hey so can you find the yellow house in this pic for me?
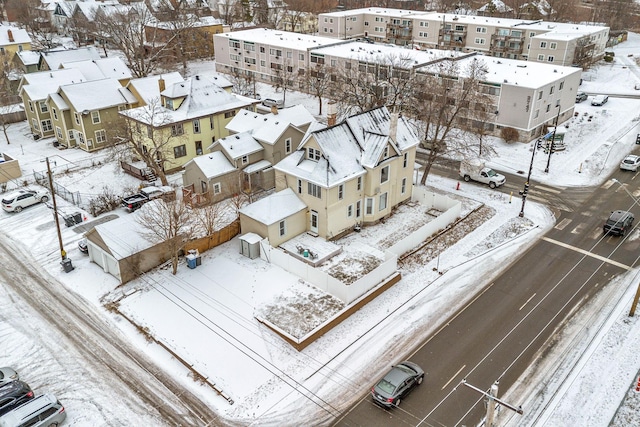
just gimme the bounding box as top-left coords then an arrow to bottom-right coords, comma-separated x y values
119,74 -> 260,173
0,24 -> 31,63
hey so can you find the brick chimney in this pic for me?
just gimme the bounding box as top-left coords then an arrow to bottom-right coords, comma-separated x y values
7,30 -> 14,43
158,76 -> 165,92
270,104 -> 278,115
327,100 -> 337,126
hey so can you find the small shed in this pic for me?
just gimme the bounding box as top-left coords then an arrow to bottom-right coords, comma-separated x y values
239,232 -> 262,259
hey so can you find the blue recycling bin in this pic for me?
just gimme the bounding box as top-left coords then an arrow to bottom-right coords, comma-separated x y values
186,255 -> 197,269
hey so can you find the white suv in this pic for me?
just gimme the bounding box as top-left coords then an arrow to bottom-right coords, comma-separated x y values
1,189 -> 49,212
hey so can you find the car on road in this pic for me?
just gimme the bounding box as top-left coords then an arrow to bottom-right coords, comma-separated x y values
371,361 -> 424,408
1,189 -> 49,213
0,381 -> 34,416
261,98 -> 284,109
0,369 -> 18,388
0,393 -> 66,427
575,92 -> 588,103
603,210 -> 635,236
620,155 -> 640,172
591,95 -> 609,106
78,238 -> 88,254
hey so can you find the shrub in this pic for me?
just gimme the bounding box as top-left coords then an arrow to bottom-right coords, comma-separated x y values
88,186 -> 122,216
501,127 -> 519,143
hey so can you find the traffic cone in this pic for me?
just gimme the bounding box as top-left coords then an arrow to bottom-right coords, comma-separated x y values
635,377 -> 640,392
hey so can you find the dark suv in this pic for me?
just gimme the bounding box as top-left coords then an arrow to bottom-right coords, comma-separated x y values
0,381 -> 34,416
603,210 -> 635,236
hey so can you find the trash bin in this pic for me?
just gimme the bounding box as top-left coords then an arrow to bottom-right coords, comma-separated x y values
188,249 -> 201,266
186,254 -> 197,269
72,212 -> 83,224
61,258 -> 74,273
196,255 -> 202,266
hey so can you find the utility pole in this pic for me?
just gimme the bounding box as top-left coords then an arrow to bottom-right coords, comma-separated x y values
519,141 -> 537,217
46,157 -> 73,272
544,105 -> 561,173
462,379 -> 523,427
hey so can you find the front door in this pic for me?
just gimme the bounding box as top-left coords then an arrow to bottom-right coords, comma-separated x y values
310,210 -> 319,234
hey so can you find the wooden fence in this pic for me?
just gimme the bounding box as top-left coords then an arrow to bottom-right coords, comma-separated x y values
184,220 -> 240,254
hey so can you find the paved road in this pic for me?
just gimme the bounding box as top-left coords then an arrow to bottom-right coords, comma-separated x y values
334,159 -> 639,426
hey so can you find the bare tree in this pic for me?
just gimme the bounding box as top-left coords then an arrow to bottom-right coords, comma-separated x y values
305,63 -> 333,115
137,199 -> 195,275
218,0 -> 245,26
272,59 -> 298,105
193,202 -> 232,248
109,98 -> 187,186
6,0 -> 56,49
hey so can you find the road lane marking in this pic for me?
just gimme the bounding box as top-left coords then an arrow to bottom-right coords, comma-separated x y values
442,365 -> 466,390
555,218 -> 572,230
542,237 -> 632,270
571,223 -> 587,234
534,185 -> 562,194
519,293 -> 537,311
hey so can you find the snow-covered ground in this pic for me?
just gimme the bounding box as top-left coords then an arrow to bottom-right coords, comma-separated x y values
1,34 -> 640,426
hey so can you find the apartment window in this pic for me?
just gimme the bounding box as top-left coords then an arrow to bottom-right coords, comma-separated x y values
356,200 -> 361,218
347,205 -> 353,217
338,184 -> 344,200
547,56 -> 554,62
357,176 -> 362,191
174,144 -> 187,158
380,165 -> 389,183
39,101 -> 48,113
68,130 -> 75,140
55,126 -> 63,139
299,53 -> 304,60
244,42 -> 255,51
297,179 -> 302,194
310,54 -> 325,64
78,132 -> 85,144
420,21 -> 429,27
74,112 -> 81,125
241,155 -> 248,164
534,109 -> 539,119
538,90 -> 543,100
260,60 -> 266,67
224,111 -> 236,119
546,104 -> 551,113
475,38 -> 486,45
52,108 -> 58,120
285,138 -> 292,154
195,140 -> 202,155
365,198 -> 374,215
229,39 -> 240,49
379,193 -> 388,211
171,124 -> 184,136
260,46 -> 265,53
28,101 -> 33,113
95,129 -> 106,143
308,147 -> 321,161
419,32 -> 429,38
210,116 -> 214,129
403,152 -> 408,168
41,120 -> 52,132
537,54 -> 544,61
91,111 -> 100,124
279,220 -> 286,237
550,42 -> 557,49
529,32 -> 536,37
401,178 -> 407,194
193,119 -> 201,133
269,48 -> 282,56
540,41 -> 547,48
559,81 -> 564,90
213,182 -> 222,194
550,85 -> 555,94
476,27 -> 487,33
308,182 -> 322,198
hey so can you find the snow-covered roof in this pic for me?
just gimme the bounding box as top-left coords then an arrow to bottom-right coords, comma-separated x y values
0,24 -> 31,45
243,160 -> 271,173
19,69 -> 87,100
321,7 -> 432,18
518,20 -> 608,36
58,78 -> 136,111
60,57 -> 132,81
215,132 -> 263,159
15,50 -> 40,66
216,28 -> 340,51
274,106 -> 419,188
48,92 -> 69,111
418,54 -> 582,89
126,72 -> 184,105
185,151 -> 235,179
239,188 -> 306,225
40,47 -> 101,71
91,213 -> 157,260
226,105 -> 314,145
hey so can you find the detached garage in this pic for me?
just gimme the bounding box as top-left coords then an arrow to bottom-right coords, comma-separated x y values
84,214 -> 171,284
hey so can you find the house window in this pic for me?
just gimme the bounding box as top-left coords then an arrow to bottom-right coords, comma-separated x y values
308,182 -> 322,198
299,53 -> 305,60
95,129 -> 106,143
195,141 -> 202,155
55,127 -> 63,139
78,132 -> 85,144
32,118 -> 39,130
28,101 -> 33,113
347,205 -> 353,217
165,99 -> 174,110
380,165 -> 389,183
338,184 -> 344,200
547,56 -> 554,62
403,152 -> 408,168
379,193 -> 387,211
476,27 -> 487,33
193,119 -> 201,133
550,42 -> 557,49
241,155 -> 248,164
357,176 -> 362,191
356,200 -> 361,218
475,38 -> 486,45
91,111 -> 100,124
74,112 -> 81,125
401,178 -> 407,194
41,120 -> 52,132
383,146 -> 389,158
540,41 -> 547,48
538,90 -> 543,100
201,181 -> 208,193
537,54 -> 544,61
308,147 -> 321,161
210,116 -> 214,129
550,86 -> 555,94
68,130 -> 75,140
52,108 -> 58,120
297,179 -> 302,194
279,220 -> 286,237
174,144 -> 187,158
39,101 -> 48,113
365,197 -> 374,215
559,81 -> 564,90
171,124 -> 184,136
285,138 -> 292,154
546,104 -> 551,113
213,182 -> 221,194
224,111 -> 236,119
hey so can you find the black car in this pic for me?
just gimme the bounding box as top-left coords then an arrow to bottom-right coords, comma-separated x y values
0,381 -> 34,416
371,361 -> 424,408
603,210 -> 635,236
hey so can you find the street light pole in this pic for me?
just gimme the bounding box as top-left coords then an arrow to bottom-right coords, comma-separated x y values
544,105 -> 561,173
519,141 -> 537,217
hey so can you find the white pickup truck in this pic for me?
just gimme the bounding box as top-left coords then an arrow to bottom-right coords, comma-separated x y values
459,160 -> 506,189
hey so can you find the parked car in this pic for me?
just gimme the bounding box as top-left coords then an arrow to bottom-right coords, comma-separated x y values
78,238 -> 88,255
603,210 -> 635,236
0,369 -> 18,387
0,381 -> 34,417
1,189 -> 49,213
575,92 -> 588,103
0,393 -> 66,427
371,361 -> 424,408
261,98 -> 284,108
620,155 -> 640,172
591,95 -> 609,106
